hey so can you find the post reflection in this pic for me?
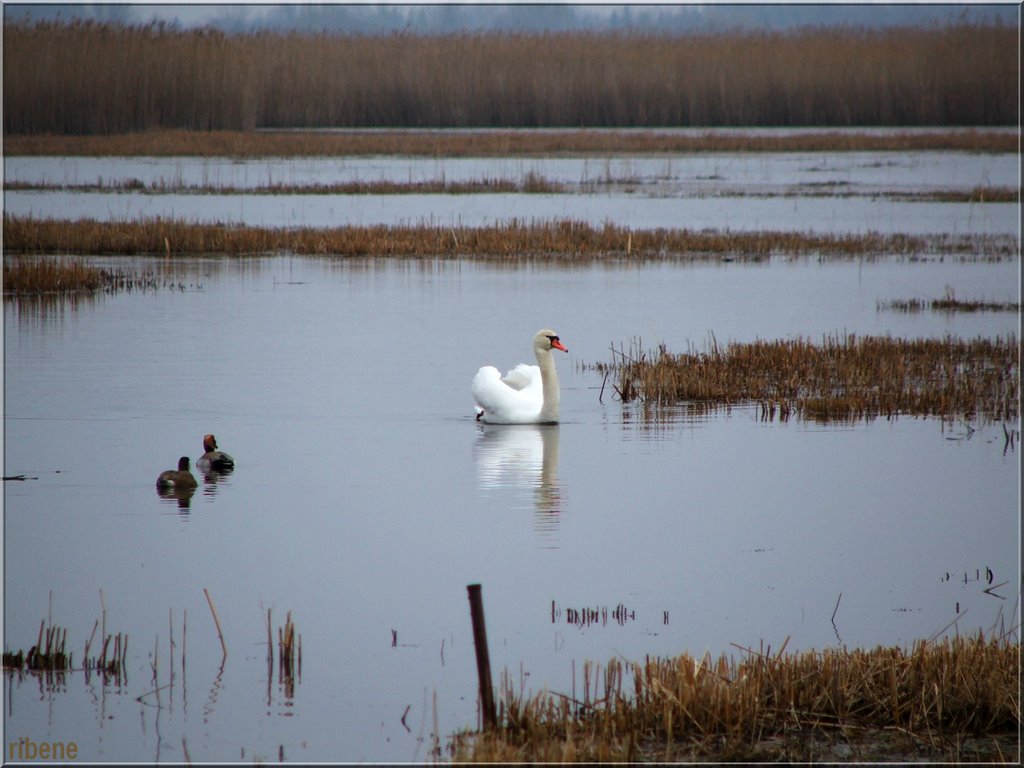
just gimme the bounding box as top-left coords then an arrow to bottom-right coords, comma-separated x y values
473,424 -> 564,547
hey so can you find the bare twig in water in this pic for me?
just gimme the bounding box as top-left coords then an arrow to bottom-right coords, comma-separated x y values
831,593 -> 843,643
203,588 -> 227,660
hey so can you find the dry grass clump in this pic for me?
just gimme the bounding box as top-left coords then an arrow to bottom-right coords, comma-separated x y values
2,255 -> 163,295
3,22 -> 1016,134
3,216 -> 1017,261
2,620 -> 71,672
450,633 -> 1020,762
879,287 -> 1021,314
3,128 -> 1018,157
3,255 -> 105,293
589,334 -> 1020,424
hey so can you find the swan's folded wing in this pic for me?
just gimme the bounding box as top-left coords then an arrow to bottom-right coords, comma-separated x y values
501,364 -> 541,391
472,364 -> 543,422
472,366 -> 503,409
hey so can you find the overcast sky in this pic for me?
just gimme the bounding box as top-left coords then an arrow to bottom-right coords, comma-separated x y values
4,1 -> 1018,33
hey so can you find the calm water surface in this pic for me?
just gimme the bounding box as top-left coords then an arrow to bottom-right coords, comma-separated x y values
3,255 -> 1019,762
5,152 -> 1020,237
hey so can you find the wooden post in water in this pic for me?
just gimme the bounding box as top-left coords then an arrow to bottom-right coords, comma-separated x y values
467,584 -> 497,730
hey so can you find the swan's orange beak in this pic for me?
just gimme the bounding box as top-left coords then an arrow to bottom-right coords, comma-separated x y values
551,338 -> 568,353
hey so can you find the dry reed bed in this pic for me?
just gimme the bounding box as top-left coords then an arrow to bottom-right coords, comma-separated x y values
3,217 -> 1017,262
3,256 -> 162,294
589,335 -> 1020,423
451,634 -> 1019,762
3,175 -> 560,195
4,22 -> 1016,134
3,256 -> 105,292
6,180 -> 1020,204
4,128 -> 1018,158
880,292 -> 1021,314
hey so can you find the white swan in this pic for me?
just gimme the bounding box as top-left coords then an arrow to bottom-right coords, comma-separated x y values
472,329 -> 568,424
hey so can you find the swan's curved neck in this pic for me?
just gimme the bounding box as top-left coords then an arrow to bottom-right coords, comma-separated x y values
535,347 -> 561,423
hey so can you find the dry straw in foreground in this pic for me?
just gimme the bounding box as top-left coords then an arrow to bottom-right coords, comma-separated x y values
450,633 -> 1019,762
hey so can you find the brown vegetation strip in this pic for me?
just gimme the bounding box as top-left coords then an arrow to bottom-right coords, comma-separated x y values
2,256 -> 106,292
880,296 -> 1021,314
2,174 -> 562,195
3,256 -> 161,294
3,22 -> 1016,134
3,128 -> 1018,158
450,634 -> 1019,762
6,180 -> 1020,204
589,334 -> 1020,423
3,217 -> 1017,261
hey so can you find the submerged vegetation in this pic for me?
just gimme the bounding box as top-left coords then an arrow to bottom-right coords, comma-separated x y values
449,633 -> 1019,762
3,217 -> 1018,263
588,334 -> 1020,424
3,21 -> 1015,135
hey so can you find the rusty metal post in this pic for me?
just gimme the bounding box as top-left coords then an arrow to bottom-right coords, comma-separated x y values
467,583 -> 497,730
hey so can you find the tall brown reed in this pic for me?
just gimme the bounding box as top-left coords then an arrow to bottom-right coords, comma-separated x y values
4,21 -> 1017,134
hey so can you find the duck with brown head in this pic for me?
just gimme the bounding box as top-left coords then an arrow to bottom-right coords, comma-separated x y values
156,456 -> 198,489
197,434 -> 235,472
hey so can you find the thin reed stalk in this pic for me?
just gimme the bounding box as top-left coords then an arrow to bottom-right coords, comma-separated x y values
203,588 -> 227,661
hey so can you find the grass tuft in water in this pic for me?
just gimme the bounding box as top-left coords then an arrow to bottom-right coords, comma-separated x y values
3,620 -> 71,672
587,334 -> 1020,424
2,256 -> 106,293
879,286 -> 1021,314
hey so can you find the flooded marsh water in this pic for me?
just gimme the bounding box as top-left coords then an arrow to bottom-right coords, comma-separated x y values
5,151 -> 1020,237
3,149 -> 1021,762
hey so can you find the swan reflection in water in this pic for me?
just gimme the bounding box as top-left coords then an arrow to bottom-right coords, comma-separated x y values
473,423 -> 563,546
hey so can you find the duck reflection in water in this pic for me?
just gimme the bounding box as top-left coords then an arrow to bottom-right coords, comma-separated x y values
156,456 -> 198,510
473,423 -> 563,546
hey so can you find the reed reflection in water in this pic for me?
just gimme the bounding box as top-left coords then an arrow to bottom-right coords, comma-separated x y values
473,424 -> 563,547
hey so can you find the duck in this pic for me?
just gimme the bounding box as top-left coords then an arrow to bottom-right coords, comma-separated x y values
472,329 -> 568,424
156,457 -> 198,489
196,434 -> 235,472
